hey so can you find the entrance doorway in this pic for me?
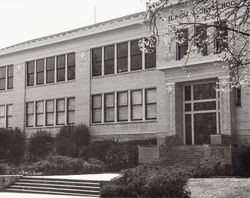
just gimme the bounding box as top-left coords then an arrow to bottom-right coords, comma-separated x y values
183,81 -> 220,145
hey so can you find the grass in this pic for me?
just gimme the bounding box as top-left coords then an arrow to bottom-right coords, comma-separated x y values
188,178 -> 250,198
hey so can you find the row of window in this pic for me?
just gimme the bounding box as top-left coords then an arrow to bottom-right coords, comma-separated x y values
0,65 -> 13,91
26,53 -> 75,87
0,104 -> 13,128
177,21 -> 228,60
92,39 -> 156,77
92,88 -> 157,123
26,97 -> 75,127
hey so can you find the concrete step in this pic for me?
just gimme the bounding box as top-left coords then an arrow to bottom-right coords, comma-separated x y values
5,176 -> 102,197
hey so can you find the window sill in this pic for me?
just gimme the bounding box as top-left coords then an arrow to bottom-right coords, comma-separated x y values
91,67 -> 156,79
26,79 -> 75,89
91,119 -> 157,126
0,89 -> 13,93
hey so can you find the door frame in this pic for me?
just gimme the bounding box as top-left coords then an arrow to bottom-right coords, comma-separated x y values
183,80 -> 221,145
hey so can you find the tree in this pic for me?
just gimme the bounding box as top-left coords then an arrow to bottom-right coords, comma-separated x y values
140,0 -> 250,90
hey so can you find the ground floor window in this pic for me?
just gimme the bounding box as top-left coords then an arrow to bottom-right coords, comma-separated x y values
0,104 -> 13,128
184,81 -> 220,145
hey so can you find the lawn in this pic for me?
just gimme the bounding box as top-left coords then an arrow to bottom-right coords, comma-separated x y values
189,178 -> 250,198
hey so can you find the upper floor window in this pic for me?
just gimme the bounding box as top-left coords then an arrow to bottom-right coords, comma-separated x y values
215,21 -> 228,53
176,29 -> 188,60
92,48 -> 102,77
131,39 -> 142,71
195,25 -> 208,56
0,65 -> 14,90
104,45 -> 114,75
91,39 -> 156,77
27,52 -> 75,87
117,42 -> 128,73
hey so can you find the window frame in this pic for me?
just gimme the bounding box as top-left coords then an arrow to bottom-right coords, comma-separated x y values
104,93 -> 115,122
7,65 -> 13,89
104,45 -> 115,75
6,104 -> 13,128
26,61 -> 35,86
35,101 -> 44,127
92,94 -> 102,123
131,89 -> 143,121
56,55 -> 66,82
36,59 -> 45,85
46,57 -> 55,84
145,88 -> 157,120
26,102 -> 34,127
117,91 -> 128,121
56,98 -> 66,125
67,53 -> 75,80
92,48 -> 102,77
117,42 -> 128,73
130,39 -> 142,71
67,97 -> 75,124
45,100 -> 54,126
195,25 -> 208,56
176,29 -> 188,60
0,67 -> 6,90
214,21 -> 228,54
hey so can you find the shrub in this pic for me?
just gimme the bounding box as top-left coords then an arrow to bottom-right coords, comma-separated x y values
32,155 -> 104,175
55,124 -> 90,157
0,163 -> 7,175
0,128 -> 25,164
233,145 -> 250,176
28,130 -> 54,161
100,164 -> 190,198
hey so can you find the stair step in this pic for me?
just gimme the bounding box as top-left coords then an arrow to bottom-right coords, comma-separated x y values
22,176 -> 101,183
14,182 -> 100,189
8,185 -> 99,194
18,179 -> 100,186
6,189 -> 99,197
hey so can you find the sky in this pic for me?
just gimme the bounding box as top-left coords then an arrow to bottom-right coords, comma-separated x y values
0,0 -> 146,49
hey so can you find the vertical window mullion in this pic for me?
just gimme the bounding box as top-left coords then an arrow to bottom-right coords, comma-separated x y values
142,89 -> 145,120
142,39 -> 145,70
55,57 -> 57,83
65,55 -> 68,81
128,41 -> 131,72
101,94 -> 104,123
101,47 -> 104,76
5,66 -> 7,90
114,44 -> 117,74
34,61 -> 37,86
65,98 -> 67,125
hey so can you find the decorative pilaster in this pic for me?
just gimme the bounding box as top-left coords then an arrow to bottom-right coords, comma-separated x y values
166,83 -> 176,136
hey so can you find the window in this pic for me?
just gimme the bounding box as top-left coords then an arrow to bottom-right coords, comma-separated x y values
104,45 -> 114,75
56,99 -> 65,125
117,42 -> 128,73
7,66 -> 13,89
104,93 -> 114,122
0,105 -> 5,128
145,88 -> 157,120
36,59 -> 44,85
176,29 -> 188,60
27,61 -> 35,86
0,67 -> 6,90
195,25 -> 208,56
57,55 -> 65,82
36,101 -> 44,126
67,53 -> 75,80
117,91 -> 128,121
26,102 -> 34,127
131,40 -> 142,71
67,97 -> 75,124
92,95 -> 102,123
145,37 -> 156,68
92,48 -> 102,76
215,21 -> 228,53
46,100 -> 54,126
236,88 -> 241,106
46,57 -> 55,83
131,90 -> 143,120
6,104 -> 13,128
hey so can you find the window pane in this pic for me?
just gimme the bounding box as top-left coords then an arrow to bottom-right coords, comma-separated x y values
92,62 -> 102,76
145,51 -> 156,68
131,40 -> 141,55
93,95 -> 102,108
36,101 -> 44,113
7,117 -> 12,128
46,57 -> 55,70
67,111 -> 75,124
0,117 -> 5,128
194,101 -> 216,111
131,55 -> 142,70
37,72 -> 44,85
46,100 -> 54,113
47,70 -> 54,83
7,77 -> 13,89
118,106 -> 128,121
105,108 -> 114,122
0,106 -> 5,117
67,53 -> 75,67
146,89 -> 156,103
92,48 -> 102,62
57,112 -> 65,125
185,114 -> 192,145
36,59 -> 44,72
117,42 -> 128,58
67,98 -> 75,111
132,106 -> 142,120
195,25 -> 207,55
194,83 -> 216,100
146,104 -> 156,119
7,105 -> 13,116
0,67 -> 6,78
177,29 -> 188,60
46,113 -> 54,126
57,68 -> 65,82
132,90 -> 142,105
27,115 -> 34,127
104,45 -> 114,75
57,99 -> 65,111
118,92 -> 128,106
27,61 -> 35,73
105,94 -> 114,107
27,102 -> 34,114
36,114 -> 44,126
185,103 -> 191,112
57,55 -> 65,68
185,86 -> 191,101
104,60 -> 114,75
93,109 -> 101,123
0,79 -> 5,90
68,66 -> 75,80
117,57 -> 128,73
104,45 -> 114,60
7,66 -> 13,77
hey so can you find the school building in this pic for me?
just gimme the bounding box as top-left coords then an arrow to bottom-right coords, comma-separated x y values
0,1 -> 249,164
